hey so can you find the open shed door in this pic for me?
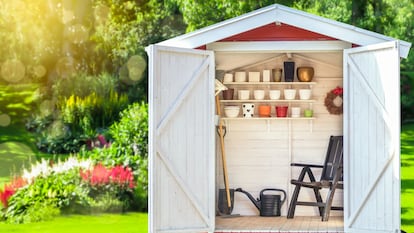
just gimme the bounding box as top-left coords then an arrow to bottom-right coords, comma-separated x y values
147,45 -> 215,232
343,41 -> 400,233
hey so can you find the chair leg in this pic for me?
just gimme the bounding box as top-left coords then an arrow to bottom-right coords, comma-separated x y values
312,187 -> 324,217
321,187 -> 337,221
287,184 -> 301,218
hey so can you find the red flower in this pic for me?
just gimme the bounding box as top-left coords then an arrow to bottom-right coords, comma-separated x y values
80,164 -> 135,188
0,177 -> 27,208
332,86 -> 343,96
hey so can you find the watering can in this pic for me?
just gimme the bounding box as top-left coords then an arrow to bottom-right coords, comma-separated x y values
236,188 -> 286,217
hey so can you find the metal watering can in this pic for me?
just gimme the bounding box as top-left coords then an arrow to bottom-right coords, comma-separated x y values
236,188 -> 286,217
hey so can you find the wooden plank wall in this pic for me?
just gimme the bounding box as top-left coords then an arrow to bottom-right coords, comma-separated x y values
216,53 -> 344,217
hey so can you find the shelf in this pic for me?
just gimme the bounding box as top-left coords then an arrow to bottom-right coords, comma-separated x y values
223,81 -> 316,85
221,117 -> 315,120
220,99 -> 316,103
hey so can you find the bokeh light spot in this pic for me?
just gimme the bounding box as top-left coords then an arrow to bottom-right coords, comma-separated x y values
56,56 -> 77,78
62,9 -> 75,24
66,24 -> 89,44
0,114 -> 11,127
49,120 -> 66,138
33,65 -> 47,78
94,5 -> 110,26
127,55 -> 146,81
1,59 -> 26,83
39,100 -> 54,117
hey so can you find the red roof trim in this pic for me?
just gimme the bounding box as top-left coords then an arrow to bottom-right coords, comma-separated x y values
219,23 -> 337,41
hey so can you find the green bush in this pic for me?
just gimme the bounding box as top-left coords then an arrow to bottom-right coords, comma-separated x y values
27,72 -> 130,154
80,102 -> 148,211
5,169 -> 89,223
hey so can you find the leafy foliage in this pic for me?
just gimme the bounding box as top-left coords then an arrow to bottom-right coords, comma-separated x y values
80,102 -> 148,210
1,157 -> 138,223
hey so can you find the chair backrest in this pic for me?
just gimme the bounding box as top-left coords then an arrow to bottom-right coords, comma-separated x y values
320,136 -> 343,182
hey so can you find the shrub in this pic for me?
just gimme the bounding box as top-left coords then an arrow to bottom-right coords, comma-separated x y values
27,72 -> 130,154
79,102 -> 148,211
1,156 -> 138,223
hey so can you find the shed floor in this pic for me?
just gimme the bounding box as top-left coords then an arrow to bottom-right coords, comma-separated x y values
215,215 -> 344,233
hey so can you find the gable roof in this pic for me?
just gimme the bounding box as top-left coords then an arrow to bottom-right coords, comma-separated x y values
157,4 -> 411,58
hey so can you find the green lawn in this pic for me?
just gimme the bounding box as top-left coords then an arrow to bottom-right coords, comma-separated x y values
401,123 -> 414,232
0,212 -> 148,233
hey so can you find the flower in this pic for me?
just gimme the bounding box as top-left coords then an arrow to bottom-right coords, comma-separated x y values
332,86 -> 343,96
0,177 -> 27,208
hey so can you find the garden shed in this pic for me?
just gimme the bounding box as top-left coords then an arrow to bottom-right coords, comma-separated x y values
146,4 -> 411,233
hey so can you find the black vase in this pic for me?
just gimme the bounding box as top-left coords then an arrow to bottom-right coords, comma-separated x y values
284,61 -> 295,82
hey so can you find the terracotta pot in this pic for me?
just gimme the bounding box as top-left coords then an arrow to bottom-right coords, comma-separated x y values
222,88 -> 234,100
276,106 -> 288,117
259,105 -> 271,117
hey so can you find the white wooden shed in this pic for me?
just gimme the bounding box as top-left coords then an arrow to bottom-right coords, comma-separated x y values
146,4 -> 411,233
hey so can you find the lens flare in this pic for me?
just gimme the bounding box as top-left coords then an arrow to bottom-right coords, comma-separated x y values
127,55 -> 146,82
39,100 -> 54,117
0,114 -> 11,127
1,60 -> 26,83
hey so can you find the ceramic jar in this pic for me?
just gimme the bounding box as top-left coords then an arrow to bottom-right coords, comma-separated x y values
242,103 -> 255,118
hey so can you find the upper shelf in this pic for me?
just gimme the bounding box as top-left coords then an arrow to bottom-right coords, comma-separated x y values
223,81 -> 317,85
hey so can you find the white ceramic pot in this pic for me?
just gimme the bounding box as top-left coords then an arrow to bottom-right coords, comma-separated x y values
238,90 -> 250,100
235,72 -> 246,82
291,107 -> 301,117
299,89 -> 312,100
284,89 -> 296,100
269,90 -> 281,100
224,106 -> 240,118
242,103 -> 255,118
223,73 -> 233,83
248,72 -> 260,82
253,90 -> 265,100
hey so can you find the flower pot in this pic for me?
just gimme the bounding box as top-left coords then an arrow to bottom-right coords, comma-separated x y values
284,89 -> 296,100
299,89 -> 312,100
222,88 -> 234,100
238,90 -> 250,100
269,90 -> 281,100
259,105 -> 271,117
253,90 -> 265,100
224,106 -> 240,118
297,67 -> 314,82
276,106 -> 288,117
272,68 -> 282,82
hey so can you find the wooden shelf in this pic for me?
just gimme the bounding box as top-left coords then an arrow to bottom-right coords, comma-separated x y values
221,117 -> 315,120
223,81 -> 316,85
220,99 -> 315,103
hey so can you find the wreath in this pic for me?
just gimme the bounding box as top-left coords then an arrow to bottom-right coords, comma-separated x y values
324,86 -> 343,115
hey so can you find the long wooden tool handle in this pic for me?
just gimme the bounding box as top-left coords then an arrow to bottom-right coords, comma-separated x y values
215,95 -> 232,208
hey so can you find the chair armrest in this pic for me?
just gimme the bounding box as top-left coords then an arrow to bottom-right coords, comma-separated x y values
290,163 -> 324,168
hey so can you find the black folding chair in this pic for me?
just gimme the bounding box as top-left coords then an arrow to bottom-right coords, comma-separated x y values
287,135 -> 343,221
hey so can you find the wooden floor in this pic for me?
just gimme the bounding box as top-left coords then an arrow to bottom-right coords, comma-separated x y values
215,215 -> 344,233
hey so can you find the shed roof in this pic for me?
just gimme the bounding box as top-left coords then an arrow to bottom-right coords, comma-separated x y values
157,4 -> 411,58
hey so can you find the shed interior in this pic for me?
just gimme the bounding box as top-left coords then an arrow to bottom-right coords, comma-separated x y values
213,49 -> 344,231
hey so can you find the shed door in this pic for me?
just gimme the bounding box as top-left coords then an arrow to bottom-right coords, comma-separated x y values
343,41 -> 400,233
147,45 -> 215,233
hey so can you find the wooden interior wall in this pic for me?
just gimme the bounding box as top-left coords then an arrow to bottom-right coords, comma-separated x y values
215,52 -> 344,217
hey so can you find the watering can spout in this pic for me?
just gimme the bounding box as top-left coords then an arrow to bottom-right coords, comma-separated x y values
235,188 -> 261,211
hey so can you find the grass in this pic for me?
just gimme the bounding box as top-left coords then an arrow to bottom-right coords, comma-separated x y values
401,123 -> 414,232
0,212 -> 148,233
